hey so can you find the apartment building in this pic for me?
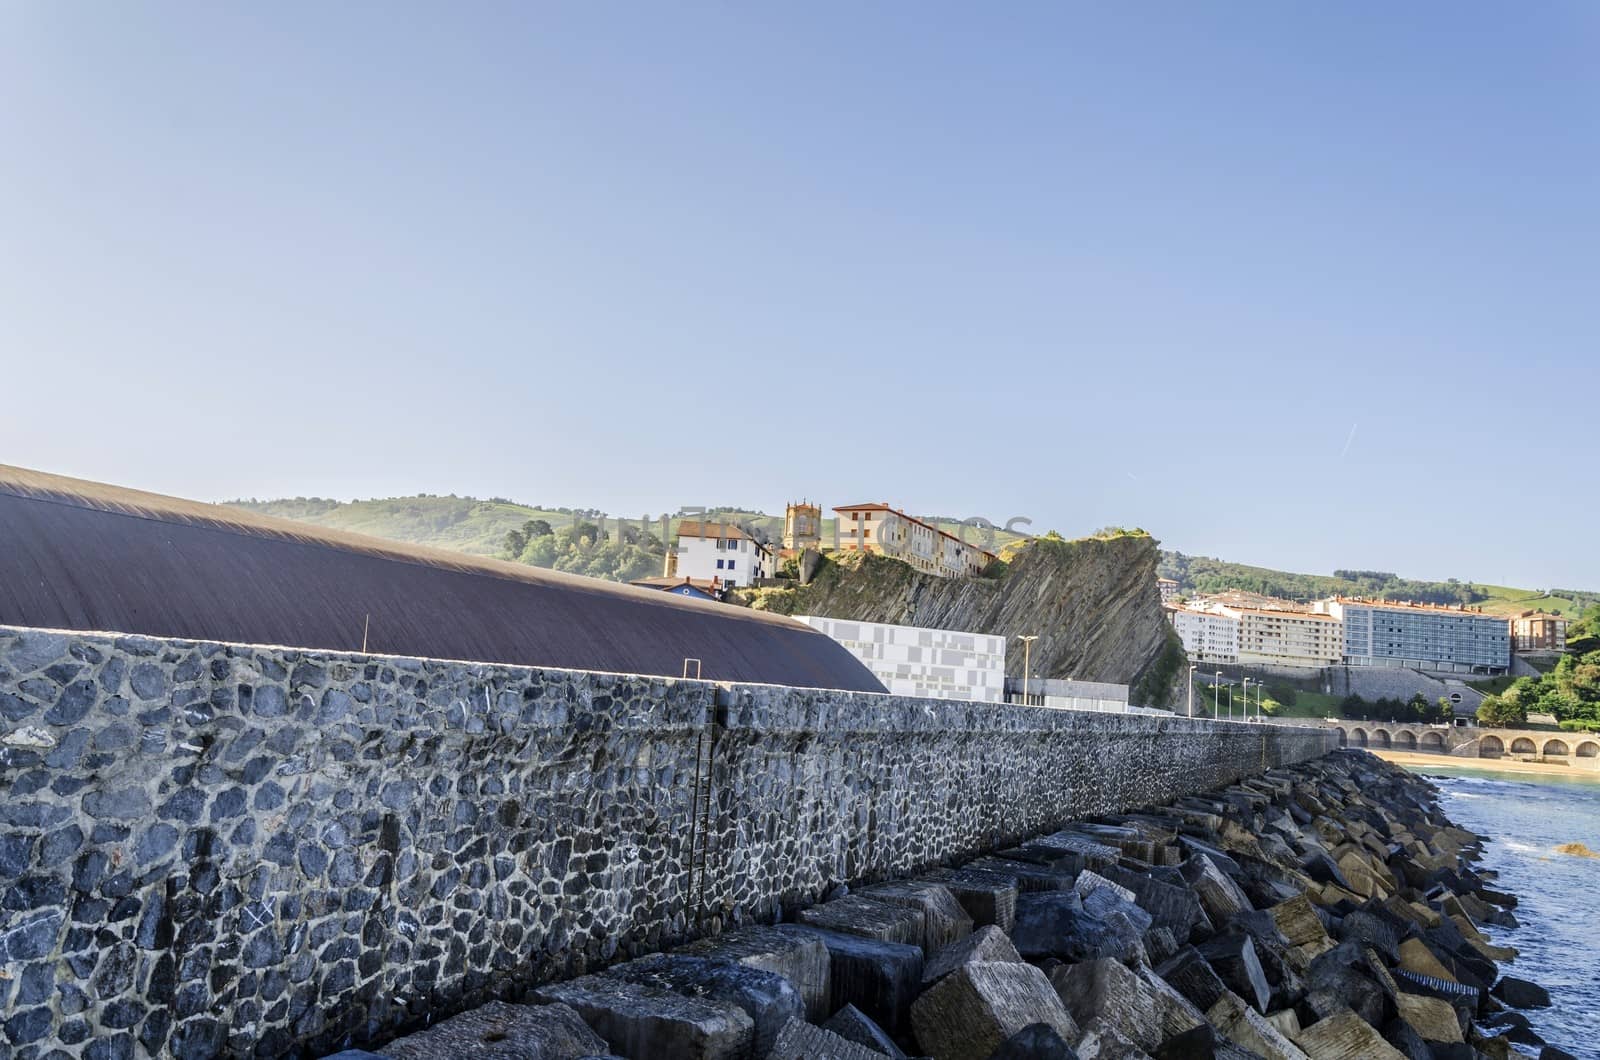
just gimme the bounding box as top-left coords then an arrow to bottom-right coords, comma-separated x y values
1317,598 -> 1511,674
1510,611 -> 1568,653
672,521 -> 773,588
833,503 -> 996,578
796,616 -> 1007,703
1224,606 -> 1342,668
1157,577 -> 1179,605
1167,606 -> 1240,664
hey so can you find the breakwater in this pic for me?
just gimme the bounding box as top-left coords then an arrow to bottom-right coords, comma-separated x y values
368,750 -> 1571,1059
0,626 -> 1334,1058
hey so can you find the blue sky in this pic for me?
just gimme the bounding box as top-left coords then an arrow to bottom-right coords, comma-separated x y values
4,4 -> 1597,588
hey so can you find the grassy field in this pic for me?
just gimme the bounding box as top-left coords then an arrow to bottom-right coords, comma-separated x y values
1188,686 -> 1343,720
1470,584 -> 1594,618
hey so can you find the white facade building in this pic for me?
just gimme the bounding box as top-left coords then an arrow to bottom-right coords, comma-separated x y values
673,521 -> 772,588
833,503 -> 996,578
1317,598 -> 1511,674
1157,577 -> 1179,605
796,616 -> 1007,703
1168,607 -> 1239,664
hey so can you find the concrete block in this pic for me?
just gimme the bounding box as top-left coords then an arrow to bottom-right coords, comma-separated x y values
1154,946 -> 1228,1012
1292,1009 -> 1408,1060
532,976 -> 754,1060
1081,885 -> 1154,938
990,1022 -> 1079,1058
923,867 -> 1019,932
1050,957 -> 1203,1054
775,924 -> 923,1035
766,1017 -> 890,1060
822,1003 -> 907,1058
911,962 -> 1079,1060
923,924 -> 1023,985
1398,937 -> 1459,984
1012,893 -> 1129,962
1073,1015 -> 1149,1060
1100,864 -> 1210,941
1394,991 -> 1464,1044
1075,869 -> 1138,904
1197,934 -> 1271,1014
967,855 -> 1079,892
1181,853 -> 1253,925
797,895 -> 925,948
601,952 -> 803,1058
1491,975 -> 1552,1009
1206,989 -> 1310,1060
860,879 -> 974,952
381,1001 -> 609,1060
1268,895 -> 1332,951
676,925 -> 832,1022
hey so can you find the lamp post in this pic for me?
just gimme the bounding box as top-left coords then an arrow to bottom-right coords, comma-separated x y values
1188,663 -> 1197,718
1256,681 -> 1263,722
1017,635 -> 1039,705
1241,677 -> 1250,724
1214,671 -> 1222,719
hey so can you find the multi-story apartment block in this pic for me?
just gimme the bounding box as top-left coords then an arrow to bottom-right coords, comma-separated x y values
797,616 -> 1007,703
1157,577 -> 1179,605
1224,606 -> 1342,668
833,503 -> 995,578
1167,606 -> 1240,664
672,521 -> 773,588
1510,610 -> 1567,653
1316,598 -> 1511,674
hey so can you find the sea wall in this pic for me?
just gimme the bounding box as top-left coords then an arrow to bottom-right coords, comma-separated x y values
0,627 -> 1336,1058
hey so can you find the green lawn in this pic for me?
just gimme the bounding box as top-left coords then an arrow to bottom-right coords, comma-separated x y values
1188,687 -> 1342,720
1472,584 -> 1595,619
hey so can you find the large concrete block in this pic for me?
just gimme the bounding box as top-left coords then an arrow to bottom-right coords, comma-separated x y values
775,924 -> 924,1035
924,867 -> 1019,932
822,1003 -> 907,1059
1205,989 -> 1310,1060
1012,893 -> 1130,962
989,1022 -> 1080,1059
1394,991 -> 1464,1044
910,961 -> 1079,1060
923,924 -> 1024,985
1050,957 -> 1203,1054
1180,853 -> 1253,925
601,952 -> 803,1058
676,924 -> 832,1022
860,880 -> 974,953
382,1001 -> 610,1060
1154,947 -> 1228,1012
1292,1009 -> 1408,1060
798,895 -> 925,948
1073,1015 -> 1149,1060
967,856 -> 1079,892
1100,865 -> 1209,941
1197,935 -> 1271,1014
532,975 -> 754,1060
765,1017 -> 891,1060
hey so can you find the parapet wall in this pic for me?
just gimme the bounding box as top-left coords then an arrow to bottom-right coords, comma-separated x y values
0,627 -> 1337,1058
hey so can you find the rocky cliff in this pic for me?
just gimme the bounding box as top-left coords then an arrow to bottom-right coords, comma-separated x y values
746,533 -> 1186,706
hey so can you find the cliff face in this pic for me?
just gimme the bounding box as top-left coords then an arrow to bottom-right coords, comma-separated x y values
749,534 -> 1186,705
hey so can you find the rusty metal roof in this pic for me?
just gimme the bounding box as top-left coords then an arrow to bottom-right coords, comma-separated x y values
0,465 -> 886,692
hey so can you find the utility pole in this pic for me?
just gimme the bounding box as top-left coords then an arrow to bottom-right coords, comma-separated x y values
1017,635 -> 1039,705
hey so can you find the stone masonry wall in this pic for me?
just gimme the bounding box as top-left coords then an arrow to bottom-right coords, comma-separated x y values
0,627 -> 1337,1059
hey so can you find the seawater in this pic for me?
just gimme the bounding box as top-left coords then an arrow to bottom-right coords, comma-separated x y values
1403,762 -> 1600,1057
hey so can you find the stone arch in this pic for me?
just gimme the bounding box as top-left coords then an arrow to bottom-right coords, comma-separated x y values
1351,727 -> 1369,747
1478,734 -> 1504,758
1420,731 -> 1446,752
1395,730 -> 1418,750
1511,737 -> 1537,755
1543,739 -> 1570,757
1373,729 -> 1393,748
1337,729 -> 1348,747
1577,741 -> 1599,758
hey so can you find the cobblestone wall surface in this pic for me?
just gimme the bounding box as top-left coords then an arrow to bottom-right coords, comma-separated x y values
0,627 -> 1336,1058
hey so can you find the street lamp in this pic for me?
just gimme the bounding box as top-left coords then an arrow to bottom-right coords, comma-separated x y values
1017,635 -> 1039,705
1187,663 -> 1197,718
1241,677 -> 1250,724
1214,671 -> 1222,719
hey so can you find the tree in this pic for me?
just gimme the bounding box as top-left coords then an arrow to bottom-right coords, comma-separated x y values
1477,695 -> 1527,727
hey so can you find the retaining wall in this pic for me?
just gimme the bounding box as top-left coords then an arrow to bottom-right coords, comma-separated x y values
0,626 -> 1337,1058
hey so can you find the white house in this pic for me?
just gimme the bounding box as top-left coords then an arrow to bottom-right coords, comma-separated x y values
673,521 -> 773,588
1167,606 -> 1240,664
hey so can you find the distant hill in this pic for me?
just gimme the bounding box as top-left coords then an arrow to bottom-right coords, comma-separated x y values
1159,551 -> 1597,619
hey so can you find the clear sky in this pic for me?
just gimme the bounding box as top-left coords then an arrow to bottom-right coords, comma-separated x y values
4,4 -> 1597,589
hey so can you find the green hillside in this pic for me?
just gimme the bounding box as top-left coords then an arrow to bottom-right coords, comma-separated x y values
1160,551 -> 1596,618
232,496 -> 581,557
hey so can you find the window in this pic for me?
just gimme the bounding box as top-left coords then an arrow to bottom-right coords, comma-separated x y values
716,559 -> 724,569
727,560 -> 735,570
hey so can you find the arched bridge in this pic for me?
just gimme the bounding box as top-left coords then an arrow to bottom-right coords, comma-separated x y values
1329,721 -> 1600,769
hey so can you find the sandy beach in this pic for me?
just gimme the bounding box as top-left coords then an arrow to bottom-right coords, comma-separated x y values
1372,748 -> 1600,782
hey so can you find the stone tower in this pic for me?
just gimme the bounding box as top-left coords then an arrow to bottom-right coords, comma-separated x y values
783,500 -> 822,552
